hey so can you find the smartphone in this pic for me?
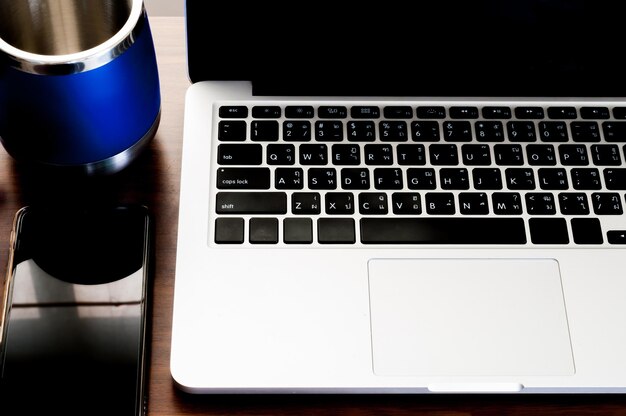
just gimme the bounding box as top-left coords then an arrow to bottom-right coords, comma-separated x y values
0,204 -> 152,416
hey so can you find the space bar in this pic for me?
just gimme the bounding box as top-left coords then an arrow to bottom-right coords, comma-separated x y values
360,218 -> 527,244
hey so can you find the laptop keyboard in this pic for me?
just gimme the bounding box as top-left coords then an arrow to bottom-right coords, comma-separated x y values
212,103 -> 626,246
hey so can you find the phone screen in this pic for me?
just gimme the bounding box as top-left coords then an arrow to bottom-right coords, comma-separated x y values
0,205 -> 151,416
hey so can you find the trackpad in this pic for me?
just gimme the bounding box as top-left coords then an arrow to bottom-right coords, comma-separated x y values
368,259 -> 574,376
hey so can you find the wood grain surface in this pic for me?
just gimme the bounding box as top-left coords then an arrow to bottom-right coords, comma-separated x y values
1,16 -> 626,416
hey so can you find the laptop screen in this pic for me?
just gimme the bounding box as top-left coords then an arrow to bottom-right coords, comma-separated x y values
186,0 -> 626,97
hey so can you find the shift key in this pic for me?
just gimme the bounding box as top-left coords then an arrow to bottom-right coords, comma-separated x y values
217,168 -> 270,189
216,192 -> 287,214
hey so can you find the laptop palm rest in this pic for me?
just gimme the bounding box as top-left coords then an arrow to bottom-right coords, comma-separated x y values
368,258 -> 574,377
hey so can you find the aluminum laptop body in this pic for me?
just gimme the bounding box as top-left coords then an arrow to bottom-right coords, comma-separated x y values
171,0 -> 626,393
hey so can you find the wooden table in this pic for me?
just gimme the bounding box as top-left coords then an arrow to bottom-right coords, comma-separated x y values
2,16 -> 626,415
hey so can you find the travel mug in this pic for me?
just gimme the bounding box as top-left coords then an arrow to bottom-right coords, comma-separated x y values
0,0 -> 161,175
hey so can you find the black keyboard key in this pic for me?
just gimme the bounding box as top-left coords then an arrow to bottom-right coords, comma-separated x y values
443,121 -> 472,142
538,168 -> 568,190
494,144 -> 524,165
219,106 -> 248,118
425,192 -> 455,214
482,106 -> 511,119
274,167 -> 303,189
475,121 -> 505,142
308,168 -> 337,189
267,144 -> 296,165
449,106 -> 479,119
571,218 -> 603,244
538,121 -> 568,142
458,192 -> 489,215
580,107 -> 610,119
439,168 -> 470,190
218,120 -> 247,141
515,107 -> 544,119
591,192 -> 623,215
607,230 -> 626,244
283,120 -> 311,141
285,106 -> 314,118
284,218 -> 313,244
525,192 -> 557,215
547,107 -> 577,119
318,106 -> 347,118
315,120 -> 343,142
591,144 -> 621,165
365,144 -> 394,165
505,168 -> 535,190
252,106 -> 281,118
526,144 -> 557,165
215,218 -> 244,244
571,121 -> 601,142
492,192 -> 523,215
318,218 -> 355,244
507,121 -> 537,142
529,218 -> 569,244
292,192 -> 321,214
462,144 -> 491,165
407,168 -> 437,189
360,218 -> 526,244
473,168 -> 503,190
325,192 -> 355,215
397,144 -> 426,165
299,144 -> 328,165
358,193 -> 388,215
249,218 -> 279,244
411,121 -> 440,142
216,192 -> 287,214
380,121 -> 408,141
341,168 -> 371,189
558,193 -> 590,215
612,107 -> 626,119
416,106 -> 446,119
332,144 -> 361,165
429,144 -> 458,165
559,145 -> 589,166
391,193 -> 422,214
384,106 -> 413,119
602,121 -> 626,142
216,167 -> 270,189
603,168 -> 626,190
217,144 -> 262,165
251,120 -> 279,141
571,168 -> 601,190
347,120 -> 376,142
351,106 -> 380,118
373,168 -> 403,189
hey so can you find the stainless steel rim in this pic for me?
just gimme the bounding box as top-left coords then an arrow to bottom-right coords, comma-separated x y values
0,0 -> 145,75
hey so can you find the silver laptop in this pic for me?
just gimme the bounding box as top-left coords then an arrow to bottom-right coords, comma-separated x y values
171,0 -> 626,393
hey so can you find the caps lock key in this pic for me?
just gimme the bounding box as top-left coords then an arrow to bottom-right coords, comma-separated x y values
216,168 -> 270,189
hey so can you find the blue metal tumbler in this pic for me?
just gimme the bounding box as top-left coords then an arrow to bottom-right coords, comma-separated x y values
0,0 -> 161,174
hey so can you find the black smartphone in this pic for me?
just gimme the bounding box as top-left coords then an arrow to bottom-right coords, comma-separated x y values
0,204 -> 152,416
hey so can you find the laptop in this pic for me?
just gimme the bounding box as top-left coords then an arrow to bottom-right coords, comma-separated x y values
171,0 -> 626,393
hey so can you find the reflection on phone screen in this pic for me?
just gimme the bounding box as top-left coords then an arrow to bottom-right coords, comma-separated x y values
0,206 -> 149,416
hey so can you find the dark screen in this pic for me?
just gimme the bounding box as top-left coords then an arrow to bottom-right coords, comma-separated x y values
0,205 -> 150,416
186,0 -> 626,97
